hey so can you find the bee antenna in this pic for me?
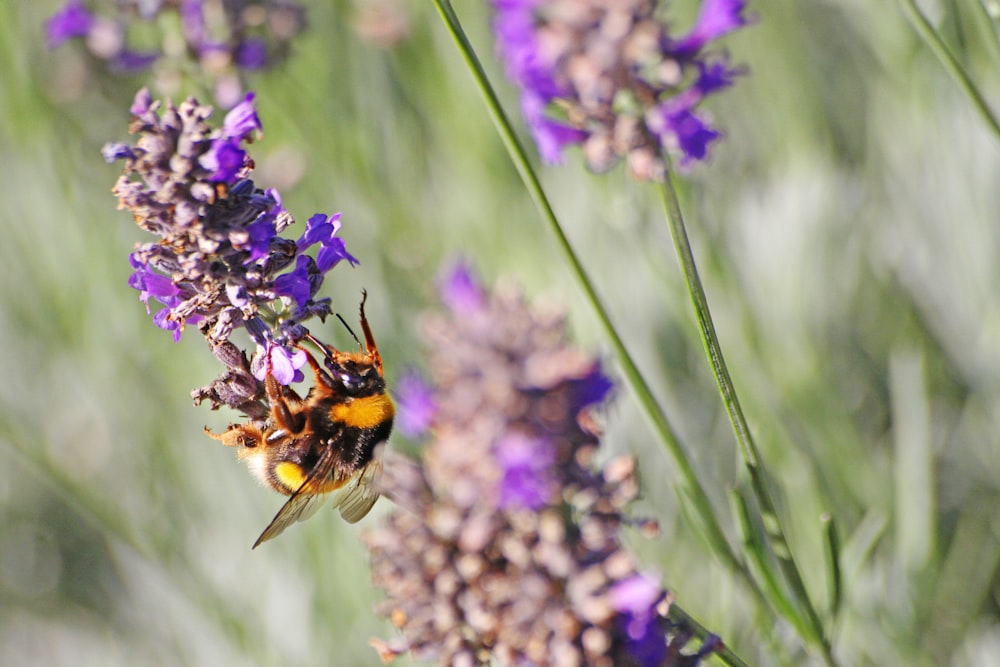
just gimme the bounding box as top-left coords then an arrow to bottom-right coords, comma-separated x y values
336,312 -> 362,347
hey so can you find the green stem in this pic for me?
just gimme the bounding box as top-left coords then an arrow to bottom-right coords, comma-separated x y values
669,604 -> 751,667
430,0 -> 748,584
657,175 -> 836,667
897,0 -> 1000,141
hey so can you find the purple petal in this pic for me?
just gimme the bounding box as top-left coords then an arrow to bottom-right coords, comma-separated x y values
45,0 -> 95,49
695,57 -> 743,96
670,0 -> 750,59
152,308 -> 183,343
438,260 -> 486,313
243,216 -> 277,261
652,103 -> 721,166
200,138 -> 246,182
609,574 -> 662,615
610,574 -> 669,667
236,38 -> 269,70
102,142 -> 134,162
179,0 -> 206,46
395,370 -> 436,438
571,365 -> 614,409
297,212 -> 341,251
111,48 -> 159,72
226,283 -> 249,308
274,255 -> 314,309
522,93 -> 587,165
258,344 -> 307,385
222,92 -> 262,140
130,87 -> 153,116
316,238 -> 358,273
128,254 -> 180,312
495,433 -> 556,510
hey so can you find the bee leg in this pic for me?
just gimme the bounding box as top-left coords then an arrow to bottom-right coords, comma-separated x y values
297,345 -> 337,392
203,424 -> 263,449
265,358 -> 307,434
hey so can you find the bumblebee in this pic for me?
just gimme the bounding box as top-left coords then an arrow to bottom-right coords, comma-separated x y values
206,293 -> 393,548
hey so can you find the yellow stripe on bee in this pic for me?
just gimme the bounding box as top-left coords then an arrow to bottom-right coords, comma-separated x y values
330,393 -> 395,430
273,461 -> 345,495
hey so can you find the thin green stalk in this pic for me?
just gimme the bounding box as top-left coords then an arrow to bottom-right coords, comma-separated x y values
657,175 -> 836,667
669,604 -> 751,667
897,0 -> 1000,141
430,0 -> 751,586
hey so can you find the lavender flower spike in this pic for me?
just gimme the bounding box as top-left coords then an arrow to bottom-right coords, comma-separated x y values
367,264 -> 722,666
492,0 -> 751,180
106,88 -> 359,414
45,1 -> 307,108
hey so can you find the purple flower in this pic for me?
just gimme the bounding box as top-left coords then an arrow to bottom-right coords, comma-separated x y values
222,92 -> 262,140
437,259 -> 486,313
128,253 -> 180,312
110,91 -> 354,394
522,92 -> 588,164
179,0 -> 206,47
102,142 -> 134,162
152,307 -> 202,343
695,58 -> 742,96
201,137 -> 247,182
491,0 -> 750,179
316,236 -> 356,273
253,343 -> 307,385
394,370 -> 436,438
130,88 -> 153,115
243,216 -> 277,262
47,1 -> 306,108
670,0 -> 751,59
45,0 -> 94,49
611,574 -> 668,666
653,104 -> 721,167
236,38 -> 269,70
111,48 -> 159,72
153,307 -> 183,342
297,213 -> 359,272
297,212 -> 342,249
273,255 -> 316,310
363,270 -> 727,666
496,433 -> 556,510
570,365 -> 614,410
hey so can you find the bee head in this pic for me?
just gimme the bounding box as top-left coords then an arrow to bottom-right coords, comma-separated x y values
325,356 -> 386,397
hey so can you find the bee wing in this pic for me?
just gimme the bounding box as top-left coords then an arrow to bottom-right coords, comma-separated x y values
252,442 -> 341,549
331,447 -> 384,523
252,492 -> 326,549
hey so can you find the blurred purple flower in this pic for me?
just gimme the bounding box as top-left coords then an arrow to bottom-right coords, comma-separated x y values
611,574 -> 668,666
491,0 -> 751,179
45,0 -> 94,48
46,0 -> 307,108
394,370 -> 436,438
437,259 -> 486,313
236,38 -> 269,69
495,433 -> 556,510
670,0 -> 750,59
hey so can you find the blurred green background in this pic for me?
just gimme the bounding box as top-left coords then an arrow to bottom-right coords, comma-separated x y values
2,0 -> 1000,665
